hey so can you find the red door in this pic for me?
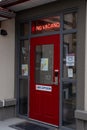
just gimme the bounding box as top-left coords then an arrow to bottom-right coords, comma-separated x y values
29,35 -> 60,126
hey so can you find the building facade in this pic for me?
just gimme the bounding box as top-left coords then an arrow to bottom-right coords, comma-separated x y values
0,0 -> 87,130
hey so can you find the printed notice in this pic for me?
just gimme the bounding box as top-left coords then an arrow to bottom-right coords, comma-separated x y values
40,58 -> 48,71
21,64 -> 28,76
66,54 -> 75,66
36,85 -> 52,92
68,68 -> 73,78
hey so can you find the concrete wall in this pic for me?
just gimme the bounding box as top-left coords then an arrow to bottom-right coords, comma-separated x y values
75,1 -> 87,130
85,1 -> 87,111
0,18 -> 15,100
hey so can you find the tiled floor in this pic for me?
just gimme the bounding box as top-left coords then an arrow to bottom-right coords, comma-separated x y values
0,118 -> 59,130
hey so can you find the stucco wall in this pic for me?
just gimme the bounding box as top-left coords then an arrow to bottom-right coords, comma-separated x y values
0,18 -> 15,100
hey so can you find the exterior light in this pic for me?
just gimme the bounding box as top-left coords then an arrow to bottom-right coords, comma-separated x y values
0,29 -> 8,36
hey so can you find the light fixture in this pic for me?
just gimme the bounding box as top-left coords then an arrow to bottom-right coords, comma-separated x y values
0,29 -> 8,36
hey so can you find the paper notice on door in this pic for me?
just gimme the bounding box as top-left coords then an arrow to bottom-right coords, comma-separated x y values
68,68 -> 73,78
66,54 -> 75,66
40,58 -> 48,71
21,64 -> 28,76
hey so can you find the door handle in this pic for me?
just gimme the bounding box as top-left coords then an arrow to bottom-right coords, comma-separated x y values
54,70 -> 59,85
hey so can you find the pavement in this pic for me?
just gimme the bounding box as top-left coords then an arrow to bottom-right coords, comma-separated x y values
0,118 -> 26,130
0,118 -> 59,130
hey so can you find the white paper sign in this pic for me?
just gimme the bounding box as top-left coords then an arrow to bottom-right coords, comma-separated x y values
36,85 -> 52,92
21,64 -> 28,76
68,68 -> 73,78
40,58 -> 48,71
66,54 -> 75,66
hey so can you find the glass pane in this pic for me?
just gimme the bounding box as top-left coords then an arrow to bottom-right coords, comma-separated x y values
64,12 -> 77,30
20,23 -> 29,36
19,79 -> 28,115
31,16 -> 60,34
62,82 -> 76,129
19,40 -> 29,76
63,33 -> 76,78
35,45 -> 54,84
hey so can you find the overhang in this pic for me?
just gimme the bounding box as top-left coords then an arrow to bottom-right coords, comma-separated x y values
0,0 -> 57,21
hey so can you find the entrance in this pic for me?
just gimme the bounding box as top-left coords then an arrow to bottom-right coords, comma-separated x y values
29,34 -> 60,126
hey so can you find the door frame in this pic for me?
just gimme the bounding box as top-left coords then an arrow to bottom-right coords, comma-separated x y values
29,10 -> 77,129
16,8 -> 78,130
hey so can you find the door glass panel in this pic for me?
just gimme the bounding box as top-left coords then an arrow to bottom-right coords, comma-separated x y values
19,40 -> 29,76
62,82 -> 76,129
64,12 -> 77,30
63,33 -> 76,79
35,44 -> 54,84
19,79 -> 28,115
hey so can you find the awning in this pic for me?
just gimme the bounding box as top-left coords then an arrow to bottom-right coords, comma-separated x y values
0,0 -> 57,21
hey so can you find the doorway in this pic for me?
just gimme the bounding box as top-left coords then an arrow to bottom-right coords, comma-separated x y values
29,35 -> 60,126
17,11 -> 77,130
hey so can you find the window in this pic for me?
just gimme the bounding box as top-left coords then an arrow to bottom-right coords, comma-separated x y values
62,11 -> 77,129
31,16 -> 60,34
19,40 -> 29,76
64,12 -> 77,30
35,45 -> 54,84
20,23 -> 29,36
18,22 -> 29,116
63,33 -> 76,79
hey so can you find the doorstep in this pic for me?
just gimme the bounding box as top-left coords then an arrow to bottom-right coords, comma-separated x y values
0,118 -> 60,130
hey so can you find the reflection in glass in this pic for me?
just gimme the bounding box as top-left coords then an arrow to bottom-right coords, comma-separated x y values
62,82 -> 76,129
19,79 -> 28,115
64,12 -> 77,30
63,33 -> 76,78
20,23 -> 29,36
35,45 -> 54,84
19,40 -> 29,76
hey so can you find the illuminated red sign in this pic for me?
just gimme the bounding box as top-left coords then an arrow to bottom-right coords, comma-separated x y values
32,22 -> 60,34
36,22 -> 60,31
